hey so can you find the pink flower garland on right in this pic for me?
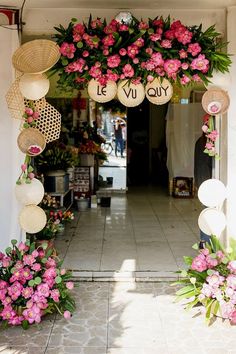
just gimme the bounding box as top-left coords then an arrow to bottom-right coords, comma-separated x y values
202,114 -> 219,158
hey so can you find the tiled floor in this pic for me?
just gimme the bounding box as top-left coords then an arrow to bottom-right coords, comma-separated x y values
55,186 -> 201,280
2,282 -> 236,354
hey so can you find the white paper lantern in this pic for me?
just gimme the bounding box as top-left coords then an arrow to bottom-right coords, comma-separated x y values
19,73 -> 50,100
88,79 -> 117,103
198,208 -> 226,237
15,178 -> 44,206
145,78 -> 173,105
206,70 -> 231,91
19,205 -> 47,234
117,80 -> 145,107
198,179 -> 227,207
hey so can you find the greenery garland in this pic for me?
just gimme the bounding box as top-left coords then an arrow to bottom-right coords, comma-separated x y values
52,15 -> 231,90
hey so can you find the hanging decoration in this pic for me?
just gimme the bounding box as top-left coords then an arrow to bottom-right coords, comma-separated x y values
145,78 -> 173,105
19,73 -> 50,100
53,15 -> 231,102
15,178 -> 44,206
202,88 -> 230,115
201,114 -> 219,158
87,79 -> 117,103
117,80 -> 145,107
12,39 -> 61,74
19,205 -> 47,234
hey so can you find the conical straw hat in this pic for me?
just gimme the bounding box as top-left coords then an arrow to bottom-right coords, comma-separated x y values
12,39 -> 60,74
19,205 -> 47,234
19,73 -> 50,100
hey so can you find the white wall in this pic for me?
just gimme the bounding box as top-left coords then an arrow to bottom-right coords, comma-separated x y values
0,26 -> 24,251
22,8 -> 226,38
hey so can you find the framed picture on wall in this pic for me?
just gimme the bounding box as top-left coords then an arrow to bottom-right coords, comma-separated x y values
172,177 -> 194,198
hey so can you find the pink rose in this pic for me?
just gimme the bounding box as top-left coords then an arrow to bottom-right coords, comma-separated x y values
60,42 -> 76,59
122,64 -> 134,78
127,45 -> 139,59
21,164 -> 27,172
147,75 -> 154,82
64,310 -> 71,319
187,42 -> 202,56
133,58 -> 139,64
150,33 -> 162,42
202,125 -> 209,133
119,48 -> 127,56
82,50 -> 89,57
134,38 -> 144,48
66,281 -> 74,290
107,54 -> 121,68
230,310 -> 236,325
60,269 -> 66,275
192,74 -> 202,82
191,254 -> 208,272
89,65 -> 102,79
28,172 -> 35,180
119,24 -> 129,31
32,111 -> 40,120
179,49 -> 188,59
180,75 -> 190,85
25,108 -> 33,116
190,54 -> 209,73
138,21 -> 149,30
228,261 -> 236,273
161,39 -> 172,48
102,34 -> 115,47
164,59 -> 181,76
145,47 -> 153,56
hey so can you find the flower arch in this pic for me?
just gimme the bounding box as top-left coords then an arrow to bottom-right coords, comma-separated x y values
52,15 -> 231,90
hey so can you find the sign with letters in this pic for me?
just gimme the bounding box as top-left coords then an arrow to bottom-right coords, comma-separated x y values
145,78 -> 173,105
87,79 -> 117,103
117,80 -> 145,107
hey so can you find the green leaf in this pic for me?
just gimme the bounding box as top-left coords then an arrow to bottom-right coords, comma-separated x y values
25,239 -> 31,247
61,57 -> 69,66
34,277 -> 42,285
41,258 -> 48,264
29,242 -> 36,254
211,300 -> 220,316
28,165 -> 34,173
180,269 -> 188,277
77,41 -> 83,49
176,285 -> 194,296
207,269 -> 214,276
5,247 -> 12,254
41,243 -> 48,250
55,276 -> 62,284
192,243 -> 199,250
28,279 -> 35,287
11,239 -> 17,246
183,256 -> 193,266
22,320 -> 29,330
71,18 -> 77,22
185,297 -> 200,311
175,289 -> 197,302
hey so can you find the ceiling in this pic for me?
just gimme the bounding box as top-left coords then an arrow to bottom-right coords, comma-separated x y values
2,0 -> 236,9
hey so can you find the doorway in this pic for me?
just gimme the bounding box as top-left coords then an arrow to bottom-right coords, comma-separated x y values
127,99 -> 169,188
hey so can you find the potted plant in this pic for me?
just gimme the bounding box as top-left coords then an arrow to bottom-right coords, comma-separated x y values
35,141 -> 74,193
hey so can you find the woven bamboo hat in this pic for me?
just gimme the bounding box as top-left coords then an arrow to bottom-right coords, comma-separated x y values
15,178 -> 45,206
145,78 -> 173,105
19,73 -> 50,100
12,39 -> 60,74
17,127 -> 46,156
117,80 -> 145,107
19,205 -> 47,234
202,88 -> 230,115
88,79 -> 117,103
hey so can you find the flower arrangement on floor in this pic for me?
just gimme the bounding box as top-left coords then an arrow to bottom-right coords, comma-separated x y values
53,15 -> 231,89
174,236 -> 236,325
0,239 -> 75,329
78,139 -> 100,155
202,114 -> 219,158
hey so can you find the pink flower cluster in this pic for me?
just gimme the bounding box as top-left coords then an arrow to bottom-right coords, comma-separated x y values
0,240 -> 75,327
55,16 -> 224,88
190,247 -> 236,323
202,114 -> 219,157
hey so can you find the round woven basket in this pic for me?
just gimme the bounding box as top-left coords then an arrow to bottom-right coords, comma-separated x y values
145,78 -> 173,105
35,102 -> 61,143
19,73 -> 50,100
12,39 -> 60,74
5,78 -> 25,120
117,80 -> 145,107
19,205 -> 47,234
202,88 -> 230,115
17,127 -> 46,156
88,79 -> 117,103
